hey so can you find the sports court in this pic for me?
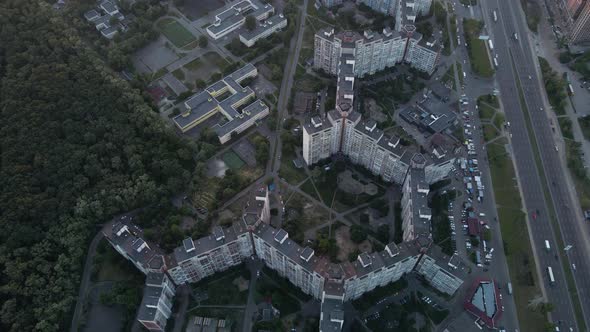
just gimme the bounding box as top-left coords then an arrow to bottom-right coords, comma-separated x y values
157,18 -> 195,48
222,150 -> 245,170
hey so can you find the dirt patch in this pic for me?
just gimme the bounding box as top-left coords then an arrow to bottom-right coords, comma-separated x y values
334,226 -> 373,262
233,276 -> 249,292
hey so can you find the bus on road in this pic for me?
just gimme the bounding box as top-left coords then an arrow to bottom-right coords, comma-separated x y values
507,282 -> 513,295
493,10 -> 498,22
547,266 -> 555,284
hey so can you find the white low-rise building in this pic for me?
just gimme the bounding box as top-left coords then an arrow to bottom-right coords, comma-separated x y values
206,0 -> 275,39
239,14 -> 288,47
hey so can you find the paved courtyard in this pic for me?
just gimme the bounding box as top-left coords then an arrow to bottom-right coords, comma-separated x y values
133,36 -> 179,74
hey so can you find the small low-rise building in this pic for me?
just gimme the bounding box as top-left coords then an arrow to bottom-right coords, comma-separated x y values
206,0 -> 275,39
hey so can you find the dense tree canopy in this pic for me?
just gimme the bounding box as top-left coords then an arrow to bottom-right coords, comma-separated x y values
0,1 -> 196,331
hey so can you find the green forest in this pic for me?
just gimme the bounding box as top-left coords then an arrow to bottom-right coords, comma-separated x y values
0,1 -> 197,331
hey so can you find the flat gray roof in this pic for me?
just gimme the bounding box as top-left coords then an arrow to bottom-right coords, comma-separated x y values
172,221 -> 250,264
174,63 -> 258,131
253,223 -> 323,274
240,14 -> 287,41
214,99 -> 268,137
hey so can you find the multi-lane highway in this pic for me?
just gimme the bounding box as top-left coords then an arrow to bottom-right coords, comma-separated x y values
478,0 -> 590,330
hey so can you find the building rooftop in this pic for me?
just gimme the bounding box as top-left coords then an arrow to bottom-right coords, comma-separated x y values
464,278 -> 503,328
399,104 -> 457,134
254,223 -> 323,274
303,115 -> 333,134
174,63 -> 267,137
319,296 -> 345,332
355,119 -> 383,141
208,0 -> 274,36
408,167 -> 432,249
240,14 -> 287,41
214,100 -> 268,138
103,220 -> 164,272
172,221 -> 250,265
348,242 -> 418,279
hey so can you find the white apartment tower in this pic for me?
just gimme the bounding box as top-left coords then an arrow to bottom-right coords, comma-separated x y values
313,27 -> 440,77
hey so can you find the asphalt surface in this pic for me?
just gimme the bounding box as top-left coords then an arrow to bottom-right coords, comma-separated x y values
478,0 -> 590,330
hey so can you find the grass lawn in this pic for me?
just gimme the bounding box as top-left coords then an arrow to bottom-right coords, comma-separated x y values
565,140 -> 590,209
204,51 -> 232,71
478,103 -> 496,120
558,117 -> 574,140
463,19 -> 494,77
493,111 -> 505,129
483,123 -> 500,142
198,270 -> 249,306
255,274 -> 301,316
172,68 -> 185,81
185,58 -> 203,71
157,18 -> 196,48
223,150 -> 246,170
300,178 -> 320,201
279,149 -> 307,185
486,142 -> 547,332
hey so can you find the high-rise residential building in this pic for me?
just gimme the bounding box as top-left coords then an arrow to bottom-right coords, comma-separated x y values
319,281 -> 346,332
405,36 -> 442,74
137,272 -> 176,331
103,221 -> 167,275
353,0 -> 432,17
304,48 -> 415,184
567,0 -> 587,18
342,242 -> 420,300
401,154 -> 433,250
569,0 -> 590,43
415,254 -> 464,295
252,224 -> 328,299
105,186 -> 464,331
313,27 -> 440,77
302,116 -> 334,165
166,223 -> 254,285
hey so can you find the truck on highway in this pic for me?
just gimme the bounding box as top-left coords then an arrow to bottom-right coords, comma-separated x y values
493,58 -> 498,68
513,33 -> 518,40
493,10 -> 498,22
488,39 -> 494,51
545,240 -> 551,251
568,83 -> 574,95
507,282 -> 513,295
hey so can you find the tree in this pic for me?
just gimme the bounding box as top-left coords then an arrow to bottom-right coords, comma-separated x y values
195,79 -> 207,89
0,3 -> 196,331
377,224 -> 390,243
417,21 -> 434,39
245,15 -> 257,31
350,225 -> 368,243
198,35 -> 208,48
